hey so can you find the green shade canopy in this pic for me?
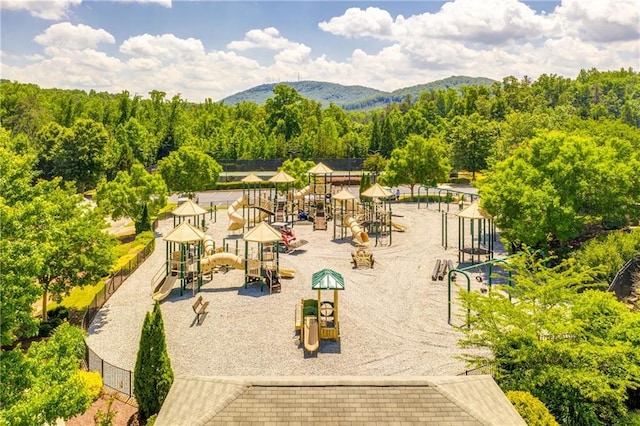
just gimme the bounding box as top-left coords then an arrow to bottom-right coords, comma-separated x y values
311,269 -> 345,290
242,221 -> 283,243
171,199 -> 208,217
361,183 -> 393,199
163,221 -> 207,243
307,162 -> 334,175
268,171 -> 295,183
457,202 -> 492,220
241,173 -> 263,183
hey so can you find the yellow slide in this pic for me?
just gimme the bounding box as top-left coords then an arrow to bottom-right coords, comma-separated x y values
303,316 -> 320,353
227,197 -> 247,231
278,267 -> 296,278
152,274 -> 178,302
344,216 -> 370,246
294,185 -> 311,199
392,221 -> 407,232
202,252 -> 245,272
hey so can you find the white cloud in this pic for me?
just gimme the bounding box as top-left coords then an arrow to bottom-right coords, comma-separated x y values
35,22 -> 115,50
1,0 -> 82,20
227,27 -> 307,51
120,34 -> 205,61
318,7 -> 398,40
553,0 -> 640,42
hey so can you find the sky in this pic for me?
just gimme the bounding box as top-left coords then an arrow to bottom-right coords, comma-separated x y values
1,0 -> 639,103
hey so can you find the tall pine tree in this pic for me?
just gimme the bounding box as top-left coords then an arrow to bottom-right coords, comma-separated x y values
134,302 -> 174,420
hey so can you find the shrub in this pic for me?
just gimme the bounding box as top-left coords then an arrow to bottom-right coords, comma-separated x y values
78,370 -> 103,401
506,390 -> 559,426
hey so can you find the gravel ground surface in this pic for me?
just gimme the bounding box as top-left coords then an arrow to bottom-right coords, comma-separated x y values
86,199 -> 504,378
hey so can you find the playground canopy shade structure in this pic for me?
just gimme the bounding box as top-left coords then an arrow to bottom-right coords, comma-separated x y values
268,170 -> 295,184
307,162 -> 334,175
241,173 -> 264,183
163,221 -> 206,243
311,268 -> 345,290
242,221 -> 283,243
457,202 -> 491,220
171,199 -> 208,217
332,188 -> 356,201
361,183 -> 393,199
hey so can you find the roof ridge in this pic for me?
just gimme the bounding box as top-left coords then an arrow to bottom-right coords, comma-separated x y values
431,376 -> 495,426
192,381 -> 250,425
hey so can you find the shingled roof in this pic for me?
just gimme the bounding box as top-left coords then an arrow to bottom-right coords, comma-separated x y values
155,375 -> 525,425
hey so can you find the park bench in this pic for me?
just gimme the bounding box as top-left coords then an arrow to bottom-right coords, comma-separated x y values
192,295 -> 209,325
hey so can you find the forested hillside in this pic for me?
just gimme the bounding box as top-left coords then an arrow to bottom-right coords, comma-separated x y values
221,76 -> 496,110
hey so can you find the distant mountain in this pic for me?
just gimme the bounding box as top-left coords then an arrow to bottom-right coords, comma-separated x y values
221,76 -> 497,111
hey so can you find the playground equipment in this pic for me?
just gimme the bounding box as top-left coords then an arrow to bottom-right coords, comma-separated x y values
275,223 -> 308,252
295,269 -> 344,355
243,221 -> 290,293
391,221 -> 407,232
417,185 -> 479,212
172,198 -> 209,229
447,257 -> 511,326
308,162 -> 334,231
360,183 -> 394,246
351,246 -> 374,269
343,216 -> 370,246
332,188 -> 357,240
152,274 -> 179,301
269,171 -> 296,223
227,196 -> 274,232
457,202 -> 496,264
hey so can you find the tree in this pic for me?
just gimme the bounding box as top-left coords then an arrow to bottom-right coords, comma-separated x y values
445,113 -> 498,179
0,323 -> 93,425
480,130 -> 640,249
362,153 -> 387,177
96,163 -> 168,234
265,85 -> 303,143
506,391 -> 559,426
134,303 -> 174,421
280,158 -> 315,189
157,145 -> 222,196
60,118 -> 110,191
34,183 -> 116,321
458,253 -> 640,425
381,135 -> 450,197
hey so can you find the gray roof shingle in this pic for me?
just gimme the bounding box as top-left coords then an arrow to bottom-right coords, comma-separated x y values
156,376 -> 525,426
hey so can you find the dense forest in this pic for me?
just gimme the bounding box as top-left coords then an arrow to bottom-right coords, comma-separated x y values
2,68 -> 640,424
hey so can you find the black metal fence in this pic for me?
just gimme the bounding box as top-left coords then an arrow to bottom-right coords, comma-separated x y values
608,256 -> 639,300
82,218 -> 159,397
217,158 -> 364,172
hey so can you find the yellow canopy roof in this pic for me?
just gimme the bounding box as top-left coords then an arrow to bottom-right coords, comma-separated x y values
171,199 -> 208,217
243,221 -> 283,243
332,188 -> 356,201
241,173 -> 263,183
268,171 -> 295,183
457,202 -> 492,220
361,183 -> 393,199
163,222 -> 206,243
307,162 -> 334,175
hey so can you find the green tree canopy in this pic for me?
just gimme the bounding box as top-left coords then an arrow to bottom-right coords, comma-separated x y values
381,134 -> 450,197
96,163 -> 168,234
279,158 -> 315,190
0,323 -> 93,425
480,130 -> 640,249
157,145 -> 222,196
458,253 -> 640,425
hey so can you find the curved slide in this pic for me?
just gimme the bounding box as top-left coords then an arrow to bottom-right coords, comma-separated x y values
202,252 -> 244,272
344,216 -> 370,246
227,197 -> 247,231
294,185 -> 311,199
303,316 -> 320,353
392,221 -> 408,232
152,274 -> 178,302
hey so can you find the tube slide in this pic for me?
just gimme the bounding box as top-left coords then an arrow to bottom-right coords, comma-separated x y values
202,252 -> 245,272
227,197 -> 247,230
278,267 -> 296,278
303,316 -> 320,353
204,235 -> 215,255
392,221 -> 407,232
344,216 -> 370,246
152,274 -> 178,302
294,185 -> 311,199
